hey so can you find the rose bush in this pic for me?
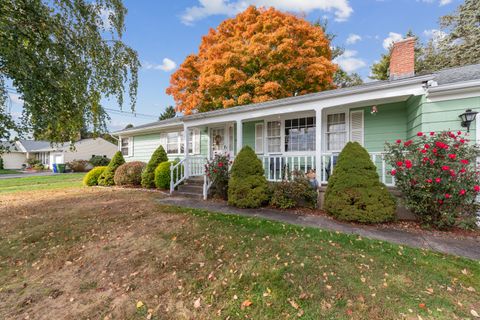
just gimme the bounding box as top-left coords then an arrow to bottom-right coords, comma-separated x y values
385,130 -> 479,229
205,153 -> 230,199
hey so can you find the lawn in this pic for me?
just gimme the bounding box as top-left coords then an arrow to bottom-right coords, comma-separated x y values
0,169 -> 21,175
0,176 -> 479,319
0,173 -> 84,194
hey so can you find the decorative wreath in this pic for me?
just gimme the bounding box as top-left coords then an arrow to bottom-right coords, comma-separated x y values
214,134 -> 222,145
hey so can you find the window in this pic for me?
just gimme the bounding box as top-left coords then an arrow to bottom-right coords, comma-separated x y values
255,123 -> 264,154
326,113 -> 347,151
285,117 -> 316,152
161,129 -> 200,155
121,137 -> 130,156
267,121 -> 281,153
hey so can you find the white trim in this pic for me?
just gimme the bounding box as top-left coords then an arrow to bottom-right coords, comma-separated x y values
254,123 -> 264,154
350,110 -> 364,146
426,80 -> 480,102
323,107 -> 349,152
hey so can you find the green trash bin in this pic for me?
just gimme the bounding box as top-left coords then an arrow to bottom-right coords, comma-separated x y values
57,164 -> 66,173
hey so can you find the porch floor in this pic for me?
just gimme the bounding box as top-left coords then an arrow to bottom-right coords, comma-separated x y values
158,197 -> 480,260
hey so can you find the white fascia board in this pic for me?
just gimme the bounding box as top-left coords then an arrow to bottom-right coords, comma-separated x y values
112,122 -> 183,136
185,82 -> 426,127
15,141 -> 27,153
426,80 -> 480,102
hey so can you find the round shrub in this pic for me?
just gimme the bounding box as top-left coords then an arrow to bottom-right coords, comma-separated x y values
142,145 -> 168,188
89,155 -> 110,167
98,151 -> 125,186
114,161 -> 146,186
385,131 -> 479,229
83,166 -> 107,186
228,146 -> 269,208
324,142 -> 396,223
67,159 -> 90,172
154,160 -> 181,189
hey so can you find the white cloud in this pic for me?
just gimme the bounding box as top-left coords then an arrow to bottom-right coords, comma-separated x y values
424,29 -> 448,47
143,58 -> 177,72
346,33 -> 361,45
382,32 -> 403,50
334,50 -> 366,73
180,0 -> 353,25
419,0 -> 452,6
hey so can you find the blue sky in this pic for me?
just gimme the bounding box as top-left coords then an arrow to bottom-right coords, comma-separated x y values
8,0 -> 460,131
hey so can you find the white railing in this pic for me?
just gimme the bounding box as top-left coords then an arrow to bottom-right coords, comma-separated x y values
170,156 -> 208,195
259,152 -> 395,187
203,174 -> 213,200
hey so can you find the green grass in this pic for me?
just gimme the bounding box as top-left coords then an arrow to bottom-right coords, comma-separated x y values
0,173 -> 84,193
0,169 -> 21,174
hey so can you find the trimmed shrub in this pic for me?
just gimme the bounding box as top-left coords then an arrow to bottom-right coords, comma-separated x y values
385,131 -> 480,229
89,155 -> 110,167
67,159 -> 90,172
141,145 -> 168,188
98,151 -> 125,186
83,166 -> 107,186
324,142 -> 396,223
114,161 -> 146,186
228,146 -> 269,208
270,172 -> 317,209
154,160 -> 182,190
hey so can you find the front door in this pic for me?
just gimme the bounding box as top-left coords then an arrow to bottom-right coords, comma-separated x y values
211,127 -> 226,156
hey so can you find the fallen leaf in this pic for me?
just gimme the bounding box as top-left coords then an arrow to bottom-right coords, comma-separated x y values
136,301 -> 144,309
471,310 -> 480,318
194,298 -> 201,309
241,300 -> 252,309
418,303 -> 426,309
288,299 -> 299,310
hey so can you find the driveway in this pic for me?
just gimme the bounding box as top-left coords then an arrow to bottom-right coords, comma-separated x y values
0,171 -> 56,179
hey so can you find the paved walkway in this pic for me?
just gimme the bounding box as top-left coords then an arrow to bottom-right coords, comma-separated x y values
159,197 -> 480,260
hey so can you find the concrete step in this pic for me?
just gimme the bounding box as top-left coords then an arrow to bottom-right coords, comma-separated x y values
183,176 -> 204,185
177,184 -> 203,193
173,191 -> 203,200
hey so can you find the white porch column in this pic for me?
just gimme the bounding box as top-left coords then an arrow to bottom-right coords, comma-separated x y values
315,108 -> 322,178
236,120 -> 243,156
183,125 -> 190,177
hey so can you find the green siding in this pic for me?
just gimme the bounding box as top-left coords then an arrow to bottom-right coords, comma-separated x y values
406,95 -> 424,139
242,120 -> 263,151
131,133 -> 160,162
353,102 -> 407,152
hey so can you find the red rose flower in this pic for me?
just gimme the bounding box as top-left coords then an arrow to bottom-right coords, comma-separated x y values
218,162 -> 223,167
396,161 -> 403,167
424,144 -> 430,149
430,132 -> 435,136
460,159 -> 469,165
445,193 -> 452,199
426,179 -> 432,183
404,140 -> 413,147
390,169 -> 397,176
417,132 -> 423,136
448,154 -> 456,160
449,170 -> 456,177
396,139 -> 402,144
438,199 -> 443,204
421,149 -> 427,154
405,160 -> 412,168
435,178 -> 441,183
432,148 -> 438,153
441,165 -> 450,171
459,189 -> 466,196
475,185 -> 480,192
460,139 -> 465,144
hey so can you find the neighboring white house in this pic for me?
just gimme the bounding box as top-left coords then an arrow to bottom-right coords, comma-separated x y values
0,138 -> 118,169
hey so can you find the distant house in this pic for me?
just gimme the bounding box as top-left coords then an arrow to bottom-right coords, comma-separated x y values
0,138 -> 118,169
108,38 -> 479,199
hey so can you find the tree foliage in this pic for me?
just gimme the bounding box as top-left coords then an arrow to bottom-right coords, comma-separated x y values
0,0 -> 139,146
167,6 -> 336,114
159,106 -> 176,121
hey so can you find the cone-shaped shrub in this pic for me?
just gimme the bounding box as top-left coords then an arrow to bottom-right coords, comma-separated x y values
83,166 -> 107,186
114,161 -> 146,186
324,142 -> 396,223
142,145 -> 168,188
98,151 -> 125,186
228,146 -> 269,208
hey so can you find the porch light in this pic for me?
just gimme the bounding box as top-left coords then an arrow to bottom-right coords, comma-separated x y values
371,105 -> 378,116
459,109 -> 478,132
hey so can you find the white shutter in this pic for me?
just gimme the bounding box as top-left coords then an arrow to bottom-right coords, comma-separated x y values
255,123 -> 264,154
193,129 -> 200,154
350,111 -> 364,145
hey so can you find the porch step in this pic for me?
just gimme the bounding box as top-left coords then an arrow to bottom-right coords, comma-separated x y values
183,176 -> 204,185
172,176 -> 204,200
177,184 -> 203,193
172,191 -> 203,200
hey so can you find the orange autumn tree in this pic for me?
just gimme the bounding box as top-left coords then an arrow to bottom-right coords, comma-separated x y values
167,6 -> 337,114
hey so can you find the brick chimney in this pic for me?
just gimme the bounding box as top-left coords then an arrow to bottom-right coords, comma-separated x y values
389,37 -> 415,80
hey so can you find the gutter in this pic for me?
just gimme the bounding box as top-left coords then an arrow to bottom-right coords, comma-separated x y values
426,79 -> 480,96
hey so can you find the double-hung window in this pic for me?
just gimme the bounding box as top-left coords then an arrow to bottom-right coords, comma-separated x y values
326,113 -> 347,151
266,121 -> 281,153
121,137 -> 130,156
161,130 -> 200,155
285,117 -> 316,152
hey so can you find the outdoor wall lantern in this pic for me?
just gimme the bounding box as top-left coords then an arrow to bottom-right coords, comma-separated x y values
459,109 -> 478,132
371,105 -> 378,116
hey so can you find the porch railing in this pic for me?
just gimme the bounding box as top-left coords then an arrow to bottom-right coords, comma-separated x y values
170,156 -> 208,195
259,152 -> 395,187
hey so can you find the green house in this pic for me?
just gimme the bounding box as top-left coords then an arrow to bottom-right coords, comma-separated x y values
113,38 -> 480,198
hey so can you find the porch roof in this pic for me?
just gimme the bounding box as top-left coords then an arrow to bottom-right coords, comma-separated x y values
113,73 -> 434,136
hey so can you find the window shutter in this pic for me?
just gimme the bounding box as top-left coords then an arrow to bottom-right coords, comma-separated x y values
194,129 -> 200,154
350,111 -> 364,145
255,123 -> 264,154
